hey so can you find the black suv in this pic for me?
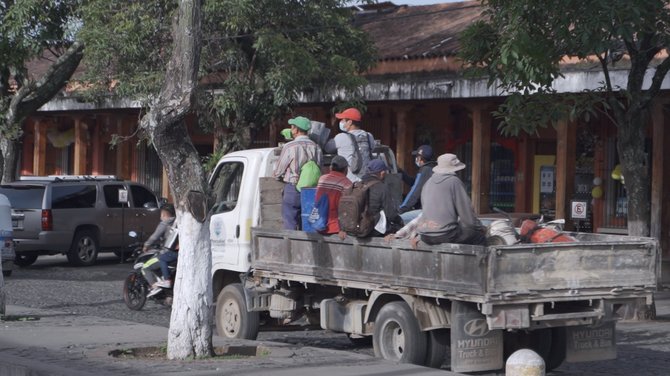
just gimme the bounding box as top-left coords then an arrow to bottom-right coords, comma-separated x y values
0,176 -> 161,266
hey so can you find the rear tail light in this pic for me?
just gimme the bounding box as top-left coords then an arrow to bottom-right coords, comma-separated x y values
41,209 -> 53,231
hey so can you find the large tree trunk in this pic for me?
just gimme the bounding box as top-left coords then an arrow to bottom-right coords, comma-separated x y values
0,138 -> 18,183
616,112 -> 651,237
140,0 -> 212,359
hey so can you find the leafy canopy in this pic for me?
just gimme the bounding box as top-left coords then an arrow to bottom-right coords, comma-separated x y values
79,0 -> 376,148
459,0 -> 670,135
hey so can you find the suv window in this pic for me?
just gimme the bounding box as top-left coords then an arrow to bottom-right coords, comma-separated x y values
130,184 -> 158,208
0,186 -> 45,209
52,185 -> 97,209
211,162 -> 244,214
103,184 -> 127,208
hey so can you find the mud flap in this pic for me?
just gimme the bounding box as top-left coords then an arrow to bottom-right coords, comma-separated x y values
451,300 -> 503,373
566,321 -> 617,362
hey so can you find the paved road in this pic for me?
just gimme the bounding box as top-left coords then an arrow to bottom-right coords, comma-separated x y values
4,254 -> 670,375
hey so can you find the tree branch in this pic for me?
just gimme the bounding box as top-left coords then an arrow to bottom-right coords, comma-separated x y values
6,41 -> 84,126
646,53 -> 670,101
597,54 -> 613,92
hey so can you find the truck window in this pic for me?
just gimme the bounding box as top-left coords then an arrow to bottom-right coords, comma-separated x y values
211,162 -> 244,214
52,185 -> 97,209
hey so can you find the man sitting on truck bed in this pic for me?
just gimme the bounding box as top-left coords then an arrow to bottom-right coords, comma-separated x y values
363,159 -> 403,236
416,153 -> 486,246
273,116 -> 322,230
315,156 -> 352,235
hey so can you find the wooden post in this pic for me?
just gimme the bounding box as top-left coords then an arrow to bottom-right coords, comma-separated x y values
471,104 -> 491,214
395,106 -> 413,172
91,116 -> 103,175
555,119 -> 576,222
651,100 -> 665,242
514,134 -> 530,212
33,120 -> 47,175
73,117 -> 88,174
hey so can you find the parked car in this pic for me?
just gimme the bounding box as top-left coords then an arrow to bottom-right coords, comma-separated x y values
0,193 -> 15,276
0,175 -> 161,267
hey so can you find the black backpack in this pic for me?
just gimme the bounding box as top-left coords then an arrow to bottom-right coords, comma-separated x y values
338,179 -> 381,237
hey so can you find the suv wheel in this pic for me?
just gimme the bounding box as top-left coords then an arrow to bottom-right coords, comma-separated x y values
67,230 -> 99,266
15,253 -> 39,267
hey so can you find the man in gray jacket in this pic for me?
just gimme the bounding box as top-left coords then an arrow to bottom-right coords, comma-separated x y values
416,153 -> 486,246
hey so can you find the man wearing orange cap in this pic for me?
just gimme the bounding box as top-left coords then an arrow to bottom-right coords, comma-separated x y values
324,107 -> 376,182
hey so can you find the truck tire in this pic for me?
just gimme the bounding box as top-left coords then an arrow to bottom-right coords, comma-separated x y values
14,253 -> 38,267
546,327 -> 567,371
373,301 -> 427,365
215,283 -> 259,340
424,329 -> 449,368
67,230 -> 99,266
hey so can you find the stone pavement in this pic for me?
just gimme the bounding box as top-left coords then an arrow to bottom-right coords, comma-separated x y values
0,305 -> 451,376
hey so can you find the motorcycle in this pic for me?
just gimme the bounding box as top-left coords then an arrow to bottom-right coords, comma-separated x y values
122,230 -> 177,310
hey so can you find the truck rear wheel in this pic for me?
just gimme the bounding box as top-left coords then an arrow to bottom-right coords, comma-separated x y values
424,329 -> 449,368
373,301 -> 427,365
546,327 -> 567,371
215,283 -> 259,340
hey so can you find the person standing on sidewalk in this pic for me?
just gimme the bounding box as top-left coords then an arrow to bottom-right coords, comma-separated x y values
273,116 -> 322,230
324,107 -> 376,183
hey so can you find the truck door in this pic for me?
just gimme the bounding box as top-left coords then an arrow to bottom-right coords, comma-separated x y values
209,159 -> 246,267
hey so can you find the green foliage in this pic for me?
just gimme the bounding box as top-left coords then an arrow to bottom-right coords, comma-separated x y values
459,0 -> 670,135
80,0 -> 376,150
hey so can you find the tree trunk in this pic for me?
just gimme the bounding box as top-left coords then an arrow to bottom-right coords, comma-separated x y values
616,113 -> 650,237
0,138 -> 18,183
140,0 -> 212,359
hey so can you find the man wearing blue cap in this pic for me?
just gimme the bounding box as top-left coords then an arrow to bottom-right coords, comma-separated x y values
362,159 -> 403,236
273,116 -> 322,230
398,145 -> 436,223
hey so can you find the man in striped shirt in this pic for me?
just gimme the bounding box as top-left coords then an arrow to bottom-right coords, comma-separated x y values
315,156 -> 352,235
273,116 -> 322,230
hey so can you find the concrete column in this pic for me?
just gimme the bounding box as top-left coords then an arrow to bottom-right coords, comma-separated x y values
471,104 -> 491,214
506,349 -> 545,376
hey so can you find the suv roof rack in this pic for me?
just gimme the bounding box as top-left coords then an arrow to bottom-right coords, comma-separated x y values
19,175 -> 121,182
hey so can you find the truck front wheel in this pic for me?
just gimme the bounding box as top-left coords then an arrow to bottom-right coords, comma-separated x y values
373,301 -> 427,365
215,283 -> 259,340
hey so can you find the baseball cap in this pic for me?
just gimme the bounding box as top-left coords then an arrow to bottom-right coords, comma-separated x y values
335,108 -> 362,122
411,145 -> 434,160
367,159 -> 388,174
288,116 -> 311,131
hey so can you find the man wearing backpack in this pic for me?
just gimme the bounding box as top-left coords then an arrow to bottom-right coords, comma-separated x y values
273,116 -> 322,230
362,159 -> 403,236
324,107 -> 376,183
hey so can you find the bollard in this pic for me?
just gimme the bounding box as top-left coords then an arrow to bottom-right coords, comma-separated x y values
505,349 -> 545,376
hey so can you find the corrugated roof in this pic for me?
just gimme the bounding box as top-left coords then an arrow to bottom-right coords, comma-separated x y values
354,1 -> 483,60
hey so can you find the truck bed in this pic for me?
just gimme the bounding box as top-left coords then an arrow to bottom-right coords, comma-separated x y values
251,228 -> 658,305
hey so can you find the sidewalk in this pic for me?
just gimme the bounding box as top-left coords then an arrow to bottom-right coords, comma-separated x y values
0,305 -> 451,376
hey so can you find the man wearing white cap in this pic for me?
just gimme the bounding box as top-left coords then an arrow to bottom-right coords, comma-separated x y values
416,153 -> 486,246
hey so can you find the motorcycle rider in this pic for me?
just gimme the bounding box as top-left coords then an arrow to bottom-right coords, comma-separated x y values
143,203 -> 177,297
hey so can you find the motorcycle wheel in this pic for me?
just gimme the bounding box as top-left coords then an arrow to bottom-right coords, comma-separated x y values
123,272 -> 147,310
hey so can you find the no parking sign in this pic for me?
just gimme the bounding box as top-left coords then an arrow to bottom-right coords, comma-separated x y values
571,200 -> 588,219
